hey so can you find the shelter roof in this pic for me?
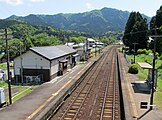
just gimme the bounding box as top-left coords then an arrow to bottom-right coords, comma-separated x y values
137,62 -> 152,69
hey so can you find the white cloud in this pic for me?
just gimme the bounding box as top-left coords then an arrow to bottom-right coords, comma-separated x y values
30,0 -> 46,2
86,2 -> 94,9
1,0 -> 23,6
0,0 -> 47,5
0,0 -> 23,6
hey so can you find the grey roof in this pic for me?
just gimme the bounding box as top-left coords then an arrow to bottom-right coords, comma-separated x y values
30,45 -> 76,60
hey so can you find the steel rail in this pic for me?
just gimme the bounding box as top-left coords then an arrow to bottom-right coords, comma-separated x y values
83,47 -> 114,120
59,47 -> 112,120
99,48 -> 115,120
112,52 -> 117,120
100,48 -> 117,120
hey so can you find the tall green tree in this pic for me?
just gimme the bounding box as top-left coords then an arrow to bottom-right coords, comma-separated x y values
149,6 -> 162,53
123,12 -> 148,51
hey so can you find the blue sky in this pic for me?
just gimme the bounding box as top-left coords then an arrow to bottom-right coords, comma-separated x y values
0,0 -> 161,19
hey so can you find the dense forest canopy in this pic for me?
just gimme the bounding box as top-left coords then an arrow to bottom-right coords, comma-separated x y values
122,12 -> 148,51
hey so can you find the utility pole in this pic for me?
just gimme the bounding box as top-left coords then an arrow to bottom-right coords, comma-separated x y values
85,38 -> 88,60
133,43 -> 138,63
95,41 -> 97,57
20,42 -> 23,85
150,27 -> 157,110
5,28 -> 12,104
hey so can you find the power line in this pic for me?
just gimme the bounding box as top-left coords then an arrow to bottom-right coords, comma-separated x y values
123,30 -> 149,37
123,27 -> 161,37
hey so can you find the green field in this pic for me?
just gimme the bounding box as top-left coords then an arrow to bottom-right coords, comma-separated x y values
0,81 -> 8,87
126,53 -> 162,109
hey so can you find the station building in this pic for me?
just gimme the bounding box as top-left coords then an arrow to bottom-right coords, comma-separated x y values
14,45 -> 78,83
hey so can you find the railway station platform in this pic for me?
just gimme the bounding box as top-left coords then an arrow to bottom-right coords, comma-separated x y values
1,48 -> 162,120
119,52 -> 162,120
0,55 -> 101,120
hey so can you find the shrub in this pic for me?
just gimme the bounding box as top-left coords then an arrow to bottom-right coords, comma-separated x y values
146,49 -> 152,55
118,48 -> 122,53
128,64 -> 139,74
143,49 -> 148,54
137,49 -> 147,54
137,49 -> 143,54
156,52 -> 159,57
159,55 -> 162,60
137,49 -> 155,55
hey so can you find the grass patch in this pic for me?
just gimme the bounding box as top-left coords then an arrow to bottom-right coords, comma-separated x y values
0,81 -> 8,88
137,71 -> 147,81
0,62 -> 13,68
154,79 -> 162,109
0,54 -> 3,59
0,63 -> 7,69
137,68 -> 148,81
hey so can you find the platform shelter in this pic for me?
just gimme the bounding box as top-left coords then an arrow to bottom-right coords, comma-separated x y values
137,62 -> 157,88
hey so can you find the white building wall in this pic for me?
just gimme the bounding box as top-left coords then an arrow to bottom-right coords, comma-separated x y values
50,59 -> 59,76
14,51 -> 50,75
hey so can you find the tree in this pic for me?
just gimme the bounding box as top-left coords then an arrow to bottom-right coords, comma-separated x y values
149,6 -> 162,54
123,12 -> 148,51
123,12 -> 136,47
30,33 -> 61,46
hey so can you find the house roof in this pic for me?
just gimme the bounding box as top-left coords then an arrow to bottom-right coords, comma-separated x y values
30,45 -> 76,61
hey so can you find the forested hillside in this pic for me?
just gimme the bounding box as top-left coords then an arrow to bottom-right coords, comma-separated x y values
0,19 -> 122,59
6,8 -> 132,34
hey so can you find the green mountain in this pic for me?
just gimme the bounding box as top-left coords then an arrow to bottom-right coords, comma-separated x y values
0,19 -> 23,29
6,7 -> 150,34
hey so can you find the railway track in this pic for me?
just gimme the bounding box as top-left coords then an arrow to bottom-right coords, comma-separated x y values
51,46 -> 122,120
